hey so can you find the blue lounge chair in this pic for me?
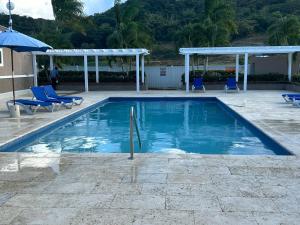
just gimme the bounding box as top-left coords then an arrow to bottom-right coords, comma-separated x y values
6,99 -> 56,115
31,87 -> 73,109
282,94 -> 300,103
43,85 -> 83,105
192,78 -> 205,92
225,78 -> 240,92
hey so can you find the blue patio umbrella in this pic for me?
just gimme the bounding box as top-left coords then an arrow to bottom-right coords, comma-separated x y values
0,28 -> 52,105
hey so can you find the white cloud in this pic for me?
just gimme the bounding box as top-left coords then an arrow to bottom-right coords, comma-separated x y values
0,0 -> 55,20
0,0 -> 127,21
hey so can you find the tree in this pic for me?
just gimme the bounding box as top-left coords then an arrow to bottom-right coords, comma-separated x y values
107,0 -> 152,73
51,0 -> 84,30
268,13 -> 300,45
176,0 -> 237,73
202,0 -> 237,47
52,0 -> 83,22
107,0 -> 152,49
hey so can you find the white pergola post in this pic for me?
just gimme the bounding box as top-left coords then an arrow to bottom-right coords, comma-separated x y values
244,53 -> 249,92
95,56 -> 99,83
141,55 -> 145,84
185,54 -> 190,93
235,54 -> 240,82
84,55 -> 89,92
136,54 -> 140,92
49,55 -> 54,71
288,53 -> 293,82
33,54 -> 38,86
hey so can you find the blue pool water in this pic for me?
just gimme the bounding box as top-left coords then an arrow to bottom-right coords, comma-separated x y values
1,98 -> 291,155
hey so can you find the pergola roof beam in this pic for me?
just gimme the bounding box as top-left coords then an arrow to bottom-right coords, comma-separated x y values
33,49 -> 150,56
180,46 -> 300,55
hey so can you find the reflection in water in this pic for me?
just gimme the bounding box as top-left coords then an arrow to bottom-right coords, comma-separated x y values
16,99 -> 284,155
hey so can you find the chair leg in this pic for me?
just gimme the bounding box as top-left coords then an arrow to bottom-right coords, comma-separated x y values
56,103 -> 62,111
33,105 -> 40,114
24,105 -> 34,115
65,103 -> 73,109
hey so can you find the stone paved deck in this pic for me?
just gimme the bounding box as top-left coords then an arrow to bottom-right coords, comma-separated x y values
0,90 -> 299,224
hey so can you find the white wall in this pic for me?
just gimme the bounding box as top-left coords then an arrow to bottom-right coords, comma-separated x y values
145,66 -> 183,89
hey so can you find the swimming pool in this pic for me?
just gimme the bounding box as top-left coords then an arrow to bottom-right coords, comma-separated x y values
0,97 -> 292,155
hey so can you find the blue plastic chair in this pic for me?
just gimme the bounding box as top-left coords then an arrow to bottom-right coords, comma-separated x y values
6,99 -> 56,114
43,85 -> 83,105
282,94 -> 300,103
192,78 -> 205,92
31,87 -> 73,109
225,78 -> 240,92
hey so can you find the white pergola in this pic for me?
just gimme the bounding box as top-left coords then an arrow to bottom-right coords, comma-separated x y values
32,49 -> 150,92
180,46 -> 300,92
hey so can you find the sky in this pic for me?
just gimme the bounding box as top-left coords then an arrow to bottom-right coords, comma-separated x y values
0,0 -> 127,20
84,0 -> 127,15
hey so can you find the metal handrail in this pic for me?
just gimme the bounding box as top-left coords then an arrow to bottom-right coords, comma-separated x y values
129,107 -> 142,159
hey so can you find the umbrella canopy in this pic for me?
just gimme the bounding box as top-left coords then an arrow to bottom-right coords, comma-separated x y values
0,28 -> 52,105
0,28 -> 52,52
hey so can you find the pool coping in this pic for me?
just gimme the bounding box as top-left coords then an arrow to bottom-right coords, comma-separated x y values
0,96 -> 296,156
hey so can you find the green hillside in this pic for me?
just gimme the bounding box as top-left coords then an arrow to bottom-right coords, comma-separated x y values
0,0 -> 299,61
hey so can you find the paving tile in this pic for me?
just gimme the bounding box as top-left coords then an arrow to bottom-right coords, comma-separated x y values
0,171 -> 41,182
194,212 -> 258,225
0,181 -> 50,194
9,208 -> 80,225
141,183 -> 193,196
167,173 -> 212,184
260,185 -> 288,198
166,195 -> 221,211
0,207 -> 23,224
70,208 -> 135,225
111,194 -> 165,210
138,165 -> 188,174
190,182 -> 265,198
211,174 -> 260,188
253,212 -> 300,225
79,172 -> 125,183
3,194 -> 61,208
92,182 -> 142,195
219,197 -> 279,213
56,194 -> 114,208
229,167 -> 300,178
273,197 -> 300,213
255,176 -> 300,187
187,166 -> 231,175
122,173 -> 167,184
132,209 -> 195,225
189,184 -> 220,196
141,183 -> 167,196
43,181 -> 96,194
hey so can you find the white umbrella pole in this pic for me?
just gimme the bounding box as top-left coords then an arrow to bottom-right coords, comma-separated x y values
10,49 -> 16,105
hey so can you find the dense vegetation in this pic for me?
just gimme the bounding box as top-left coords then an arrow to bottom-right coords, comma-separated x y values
0,0 -> 300,61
